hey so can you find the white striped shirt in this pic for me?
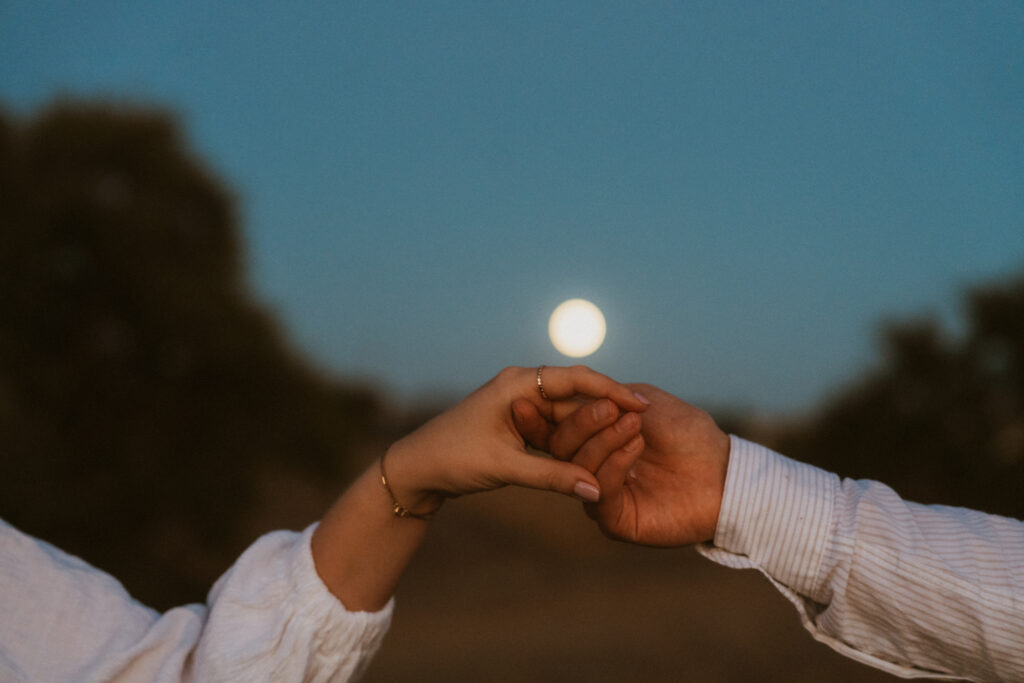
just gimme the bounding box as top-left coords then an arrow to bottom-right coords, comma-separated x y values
698,436 -> 1024,681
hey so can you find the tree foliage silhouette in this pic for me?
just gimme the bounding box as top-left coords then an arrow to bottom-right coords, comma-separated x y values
0,101 -> 381,607
774,273 -> 1024,519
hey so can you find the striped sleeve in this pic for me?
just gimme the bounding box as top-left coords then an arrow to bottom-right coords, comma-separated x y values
697,436 -> 1024,681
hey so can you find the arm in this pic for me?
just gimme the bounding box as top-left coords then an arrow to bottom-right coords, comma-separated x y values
0,366 -> 647,682
703,437 -> 1024,680
515,383 -> 1024,680
310,364 -> 648,612
0,519 -> 384,682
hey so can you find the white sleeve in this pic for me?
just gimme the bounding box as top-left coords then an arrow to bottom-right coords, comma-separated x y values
697,436 -> 1024,681
0,519 -> 391,682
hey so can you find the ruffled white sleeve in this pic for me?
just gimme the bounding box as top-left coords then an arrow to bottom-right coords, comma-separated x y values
0,519 -> 391,682
697,436 -> 1024,681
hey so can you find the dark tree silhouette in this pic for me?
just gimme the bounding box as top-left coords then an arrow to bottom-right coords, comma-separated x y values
772,273 -> 1024,520
0,101 -> 382,607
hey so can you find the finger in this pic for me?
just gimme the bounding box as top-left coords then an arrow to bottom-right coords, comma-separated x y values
582,435 -> 643,536
546,398 -> 621,460
572,412 -> 642,473
534,365 -> 649,414
549,397 -> 590,423
501,452 -> 602,503
593,434 -> 645,500
511,399 -> 552,451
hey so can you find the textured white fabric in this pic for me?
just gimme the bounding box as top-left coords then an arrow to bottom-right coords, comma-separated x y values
698,436 -> 1024,680
0,519 -> 392,682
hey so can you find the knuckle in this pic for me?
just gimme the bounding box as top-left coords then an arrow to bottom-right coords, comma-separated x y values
495,366 -> 524,386
497,366 -> 519,379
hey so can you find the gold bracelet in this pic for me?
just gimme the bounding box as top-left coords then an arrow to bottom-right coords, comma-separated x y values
379,451 -> 437,521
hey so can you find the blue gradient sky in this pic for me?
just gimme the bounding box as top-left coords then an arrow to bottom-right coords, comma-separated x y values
3,2 -> 1023,413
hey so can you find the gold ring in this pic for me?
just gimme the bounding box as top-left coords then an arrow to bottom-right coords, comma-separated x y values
537,365 -> 549,400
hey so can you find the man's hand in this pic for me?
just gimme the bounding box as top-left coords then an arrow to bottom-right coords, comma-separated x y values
513,383 -> 730,547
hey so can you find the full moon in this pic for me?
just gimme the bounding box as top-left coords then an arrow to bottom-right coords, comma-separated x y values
548,299 -> 607,358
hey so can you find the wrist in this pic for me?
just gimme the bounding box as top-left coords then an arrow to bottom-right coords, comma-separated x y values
380,441 -> 445,519
705,428 -> 731,541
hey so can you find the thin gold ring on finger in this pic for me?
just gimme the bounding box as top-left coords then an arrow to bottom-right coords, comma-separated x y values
537,365 -> 550,400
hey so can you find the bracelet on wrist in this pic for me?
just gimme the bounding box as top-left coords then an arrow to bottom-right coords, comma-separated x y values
379,450 -> 440,521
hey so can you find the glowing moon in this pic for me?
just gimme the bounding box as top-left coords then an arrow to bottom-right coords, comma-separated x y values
548,299 -> 606,358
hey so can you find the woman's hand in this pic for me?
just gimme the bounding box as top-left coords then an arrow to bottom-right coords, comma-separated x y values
382,366 -> 650,516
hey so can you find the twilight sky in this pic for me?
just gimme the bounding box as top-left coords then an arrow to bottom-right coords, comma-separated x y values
3,1 -> 1023,413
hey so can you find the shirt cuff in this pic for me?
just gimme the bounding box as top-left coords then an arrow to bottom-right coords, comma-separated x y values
698,435 -> 839,601
196,523 -> 393,681
292,522 -> 394,650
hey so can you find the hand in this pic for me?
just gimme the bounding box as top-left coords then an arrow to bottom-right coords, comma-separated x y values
313,367 -> 649,611
513,383 -> 730,547
383,366 -> 650,515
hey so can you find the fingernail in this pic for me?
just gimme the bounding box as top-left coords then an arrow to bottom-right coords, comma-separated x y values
574,481 -> 601,502
616,412 -> 639,432
633,391 -> 651,405
624,434 -> 643,452
592,399 -> 614,421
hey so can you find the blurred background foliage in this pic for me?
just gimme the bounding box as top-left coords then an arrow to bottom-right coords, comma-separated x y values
770,275 -> 1024,519
0,101 -> 394,608
0,100 -> 1021,651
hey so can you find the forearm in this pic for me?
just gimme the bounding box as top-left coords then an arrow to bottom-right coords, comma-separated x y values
815,476 -> 1024,680
311,442 -> 437,612
700,437 -> 1024,680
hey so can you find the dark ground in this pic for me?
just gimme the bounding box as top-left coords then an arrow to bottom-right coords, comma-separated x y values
353,483 -> 896,683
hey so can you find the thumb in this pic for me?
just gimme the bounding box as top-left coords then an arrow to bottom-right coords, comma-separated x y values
503,453 -> 602,503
